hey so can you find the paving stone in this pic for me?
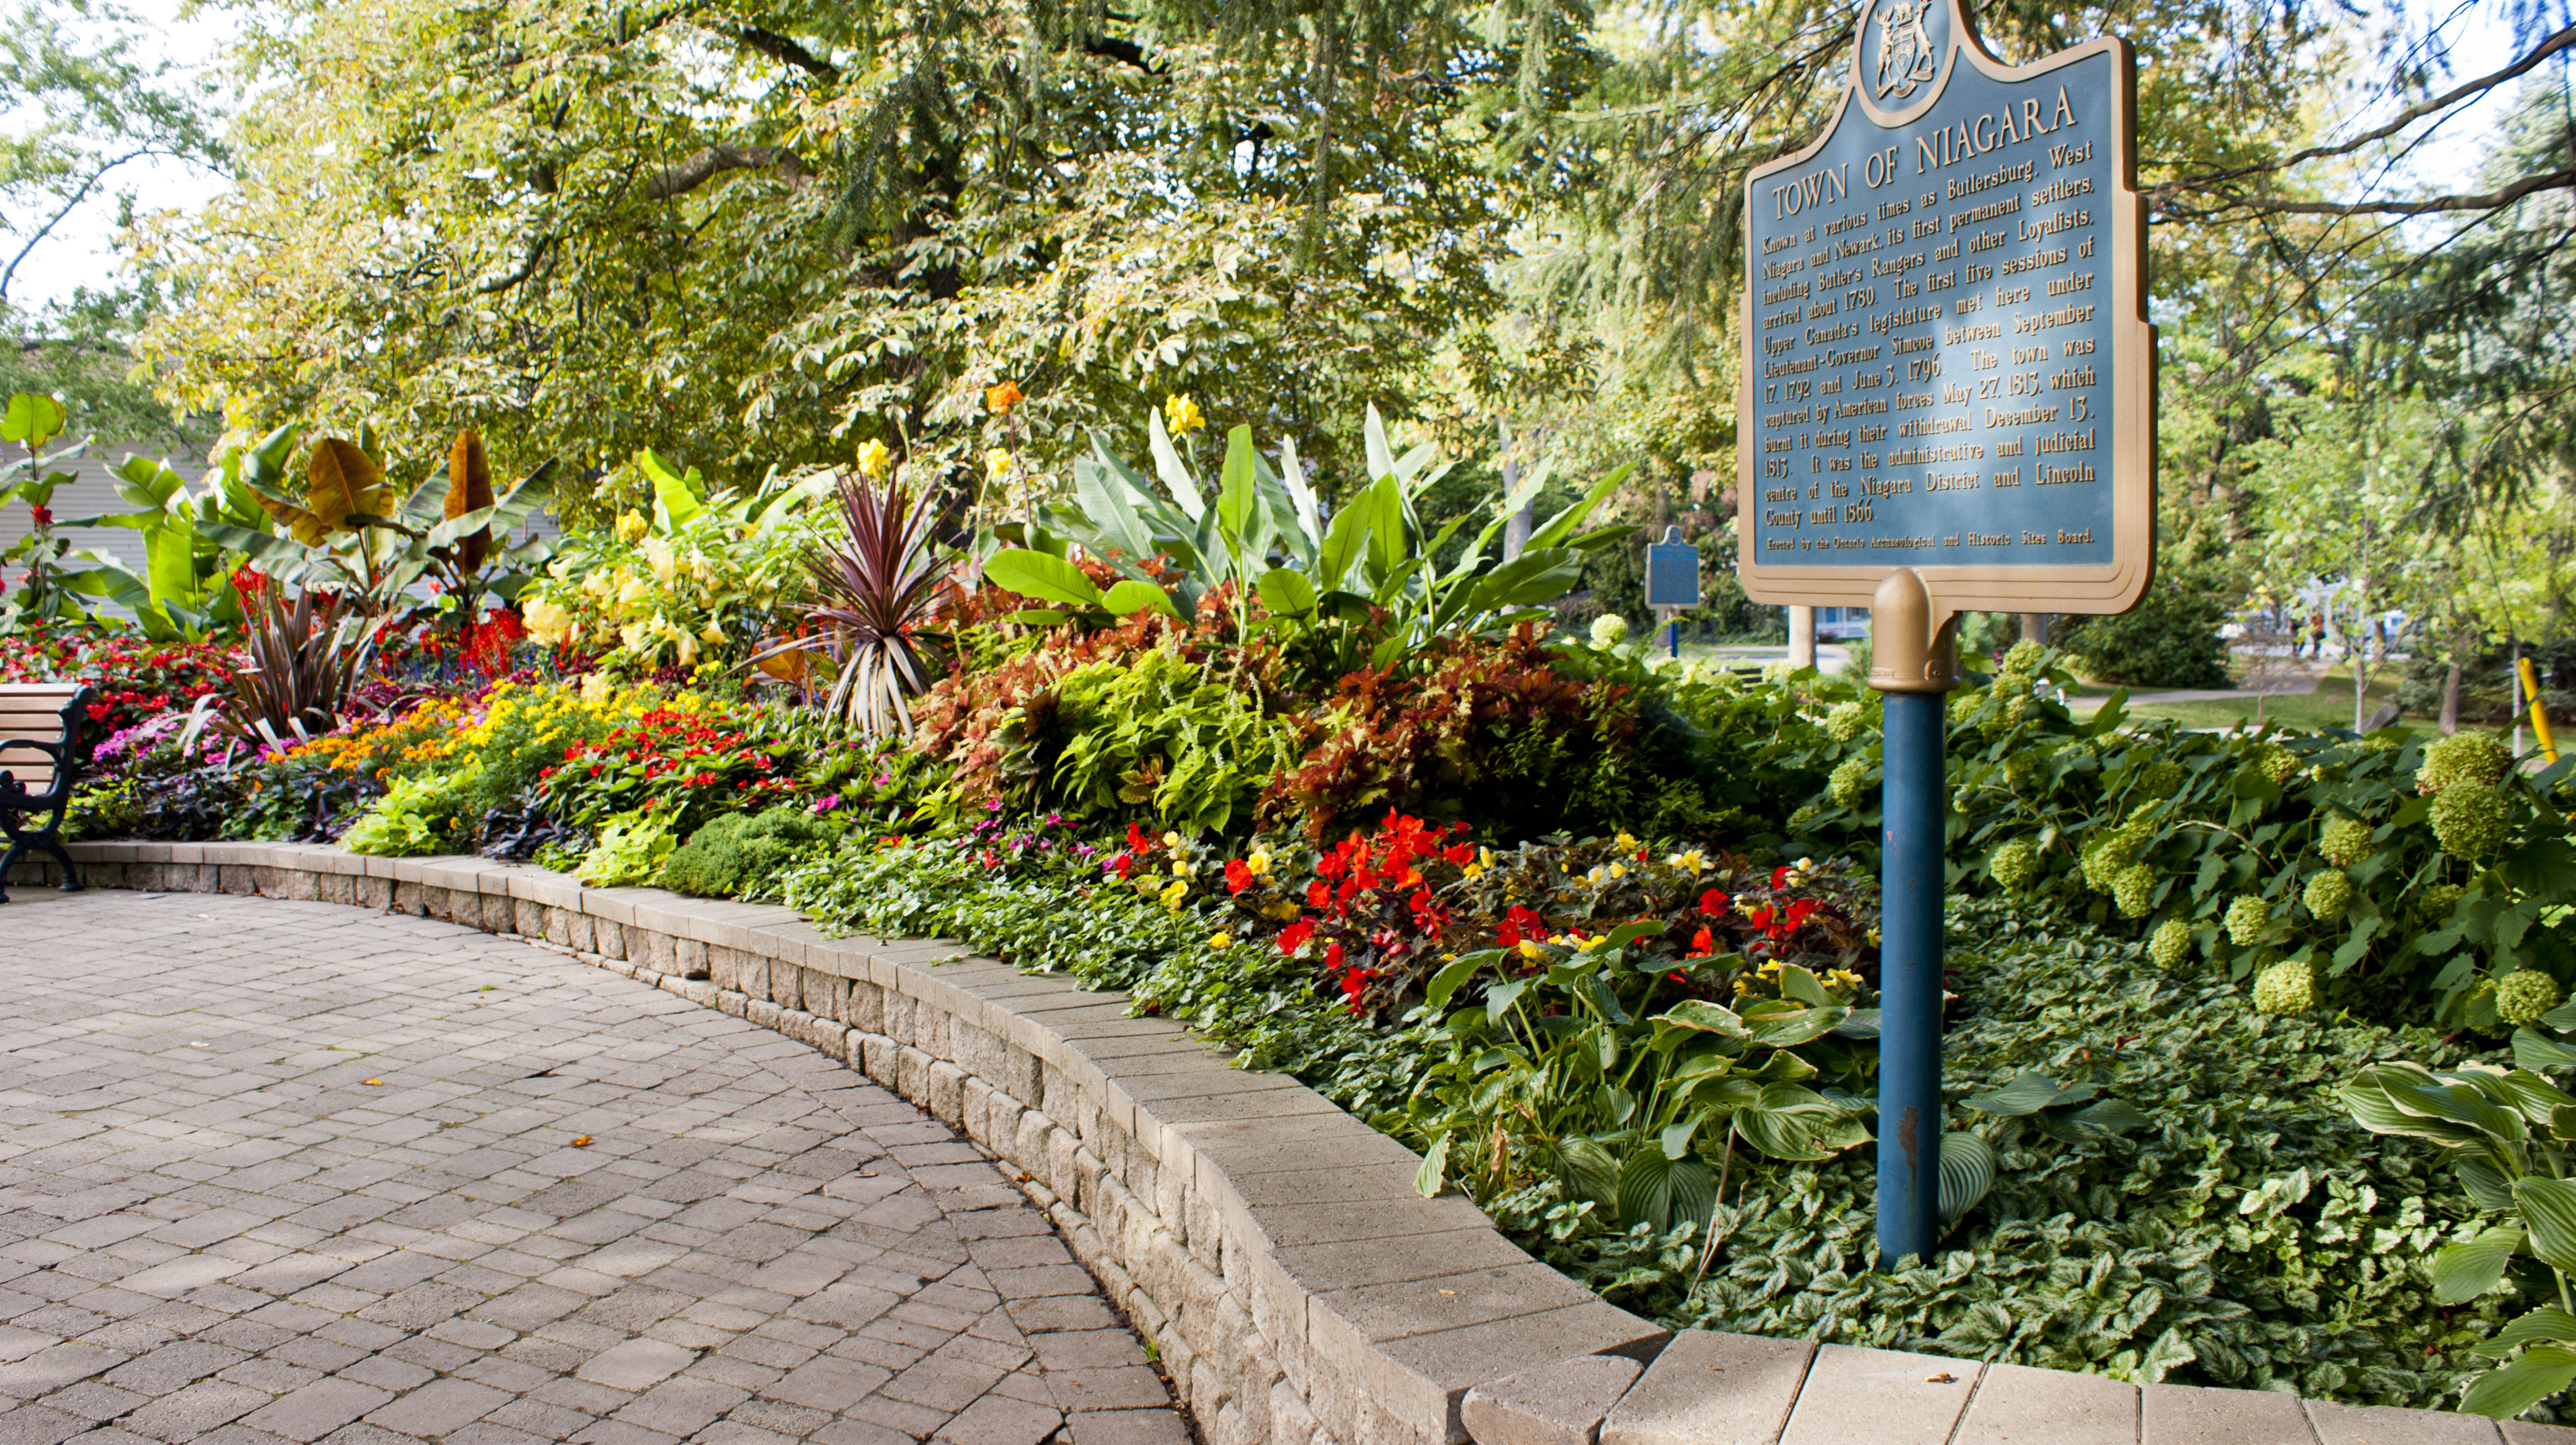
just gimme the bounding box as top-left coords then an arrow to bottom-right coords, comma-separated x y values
1062,1410 -> 1192,1445
0,892 -> 1173,1445
2305,1400 -> 2498,1444
1774,1345 -> 1978,1445
1461,1352 -> 1644,1445
2142,1383 -> 2315,1444
1602,1331 -> 1813,1445
1955,1361 -> 2138,1445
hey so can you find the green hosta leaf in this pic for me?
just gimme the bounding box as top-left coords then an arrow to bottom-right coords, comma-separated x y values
1099,579 -> 1180,619
984,550 -> 1104,608
2459,1346 -> 2576,1419
2471,1305 -> 2576,1358
1413,1134 -> 1450,1198
2431,1225 -> 2524,1304
1962,1073 -> 2083,1117
1654,1000 -> 1750,1040
1741,1004 -> 1848,1048
1938,1132 -> 1997,1224
2458,1154 -> 2519,1212
1616,1147 -> 1715,1231
2514,1028 -> 2576,1073
2517,1177 -> 2576,1273
1775,964 -> 1832,1007
1423,950 -> 1493,1014
1558,1135 -> 1618,1211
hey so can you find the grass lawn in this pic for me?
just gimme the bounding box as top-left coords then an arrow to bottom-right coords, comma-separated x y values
2061,660 -> 2425,732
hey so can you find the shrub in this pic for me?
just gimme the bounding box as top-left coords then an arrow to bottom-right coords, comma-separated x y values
659,807 -> 836,898
343,765 -> 485,855
2055,572 -> 2232,689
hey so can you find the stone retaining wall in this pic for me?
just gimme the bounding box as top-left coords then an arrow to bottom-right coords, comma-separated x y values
17,840 -> 2565,1445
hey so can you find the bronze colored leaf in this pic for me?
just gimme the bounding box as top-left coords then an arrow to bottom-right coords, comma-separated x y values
305,438 -> 384,530
257,493 -> 330,547
448,429 -> 495,572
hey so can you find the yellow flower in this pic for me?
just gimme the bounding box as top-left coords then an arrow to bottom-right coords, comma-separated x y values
1616,831 -> 1640,852
855,438 -> 893,480
1667,849 -> 1707,873
1165,393 -> 1206,435
1208,933 -> 1234,950
615,510 -> 648,545
1245,852 -> 1271,877
1608,863 -> 1625,880
987,381 -> 1025,414
1517,940 -> 1545,960
523,597 -> 577,646
1163,831 -> 1183,848
699,622 -> 725,647
984,448 -> 1019,482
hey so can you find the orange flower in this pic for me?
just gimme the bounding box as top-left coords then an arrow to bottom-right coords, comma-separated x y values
986,381 -> 1024,415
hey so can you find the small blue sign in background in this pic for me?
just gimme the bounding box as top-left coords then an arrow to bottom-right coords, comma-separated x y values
1645,527 -> 1701,609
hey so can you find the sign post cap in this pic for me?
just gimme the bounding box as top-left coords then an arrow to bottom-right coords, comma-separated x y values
1867,567 -> 1961,694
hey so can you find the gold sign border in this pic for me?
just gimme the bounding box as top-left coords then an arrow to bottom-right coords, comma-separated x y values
1735,0 -> 2156,616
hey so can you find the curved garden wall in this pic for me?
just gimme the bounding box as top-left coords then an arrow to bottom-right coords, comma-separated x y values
16,841 -> 2564,1445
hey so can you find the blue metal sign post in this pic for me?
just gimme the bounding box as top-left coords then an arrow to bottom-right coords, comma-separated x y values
1731,0 -> 2155,1267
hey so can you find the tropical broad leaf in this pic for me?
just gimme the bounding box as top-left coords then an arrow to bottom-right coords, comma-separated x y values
1256,567 -> 1317,619
1147,408 -> 1203,521
1938,1131 -> 1997,1224
446,429 -> 495,573
1,393 -> 66,447
983,550 -> 1103,609
1100,579 -> 1179,619
2431,1225 -> 2523,1304
1962,1073 -> 2085,1116
305,438 -> 383,530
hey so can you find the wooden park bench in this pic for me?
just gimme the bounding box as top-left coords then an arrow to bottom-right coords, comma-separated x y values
0,683 -> 91,902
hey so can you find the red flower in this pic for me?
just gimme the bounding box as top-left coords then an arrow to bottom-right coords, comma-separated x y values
1126,822 -> 1157,855
28,505 -> 50,528
1699,889 -> 1731,916
1690,925 -> 1715,955
1442,843 -> 1474,866
1276,919 -> 1315,955
1498,904 -> 1544,949
1306,880 -> 1330,909
1772,865 -> 1792,888
1224,859 -> 1254,895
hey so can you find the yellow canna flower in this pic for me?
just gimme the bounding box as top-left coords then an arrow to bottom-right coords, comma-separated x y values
855,438 -> 893,480
1165,393 -> 1206,435
615,511 -> 649,545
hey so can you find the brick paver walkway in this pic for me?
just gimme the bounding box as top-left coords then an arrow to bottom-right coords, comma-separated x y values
0,891 -> 1185,1445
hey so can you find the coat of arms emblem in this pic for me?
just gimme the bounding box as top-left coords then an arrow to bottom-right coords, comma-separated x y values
1871,0 -> 1941,100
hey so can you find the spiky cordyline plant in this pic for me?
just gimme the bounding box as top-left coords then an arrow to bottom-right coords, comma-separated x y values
192,581 -> 381,750
759,474 -> 951,739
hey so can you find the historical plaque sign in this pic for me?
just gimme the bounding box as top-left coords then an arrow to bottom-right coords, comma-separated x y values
1735,0 -> 2154,618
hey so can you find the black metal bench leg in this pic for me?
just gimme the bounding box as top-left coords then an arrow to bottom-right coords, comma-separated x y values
35,831 -> 81,891
0,839 -> 20,904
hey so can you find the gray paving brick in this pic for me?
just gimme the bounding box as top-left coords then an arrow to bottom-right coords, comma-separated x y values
1,891 -> 1171,1445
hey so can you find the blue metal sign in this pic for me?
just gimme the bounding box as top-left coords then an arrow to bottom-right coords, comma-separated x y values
1736,0 -> 2153,618
1645,527 -> 1701,609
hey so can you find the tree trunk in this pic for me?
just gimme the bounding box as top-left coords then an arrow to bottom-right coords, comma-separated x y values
2441,661 -> 2462,734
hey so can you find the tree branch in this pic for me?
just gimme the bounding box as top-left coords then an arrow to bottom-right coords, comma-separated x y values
475,234 -> 555,294
2168,165 -> 2576,218
2156,24 -> 2576,196
730,26 -> 839,81
641,144 -> 813,200
0,146 -> 164,303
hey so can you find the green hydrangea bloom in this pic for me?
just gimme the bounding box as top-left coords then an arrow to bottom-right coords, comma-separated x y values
2497,970 -> 2563,1027
1989,838 -> 2040,891
2317,814 -> 2373,868
2136,760 -> 2185,799
2113,863 -> 2158,918
2225,894 -> 2271,946
2002,639 -> 2044,674
2430,784 -> 2509,858
1828,757 -> 1870,807
2258,746 -> 2302,786
1786,804 -> 1821,834
2302,868 -> 2354,920
1589,613 -> 1630,649
2417,732 -> 2511,794
2002,751 -> 2041,788
2253,959 -> 2316,1014
2149,918 -> 2194,970
2080,809 -> 2160,894
2425,881 -> 2466,917
2007,693 -> 2037,721
1824,702 -> 1868,742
